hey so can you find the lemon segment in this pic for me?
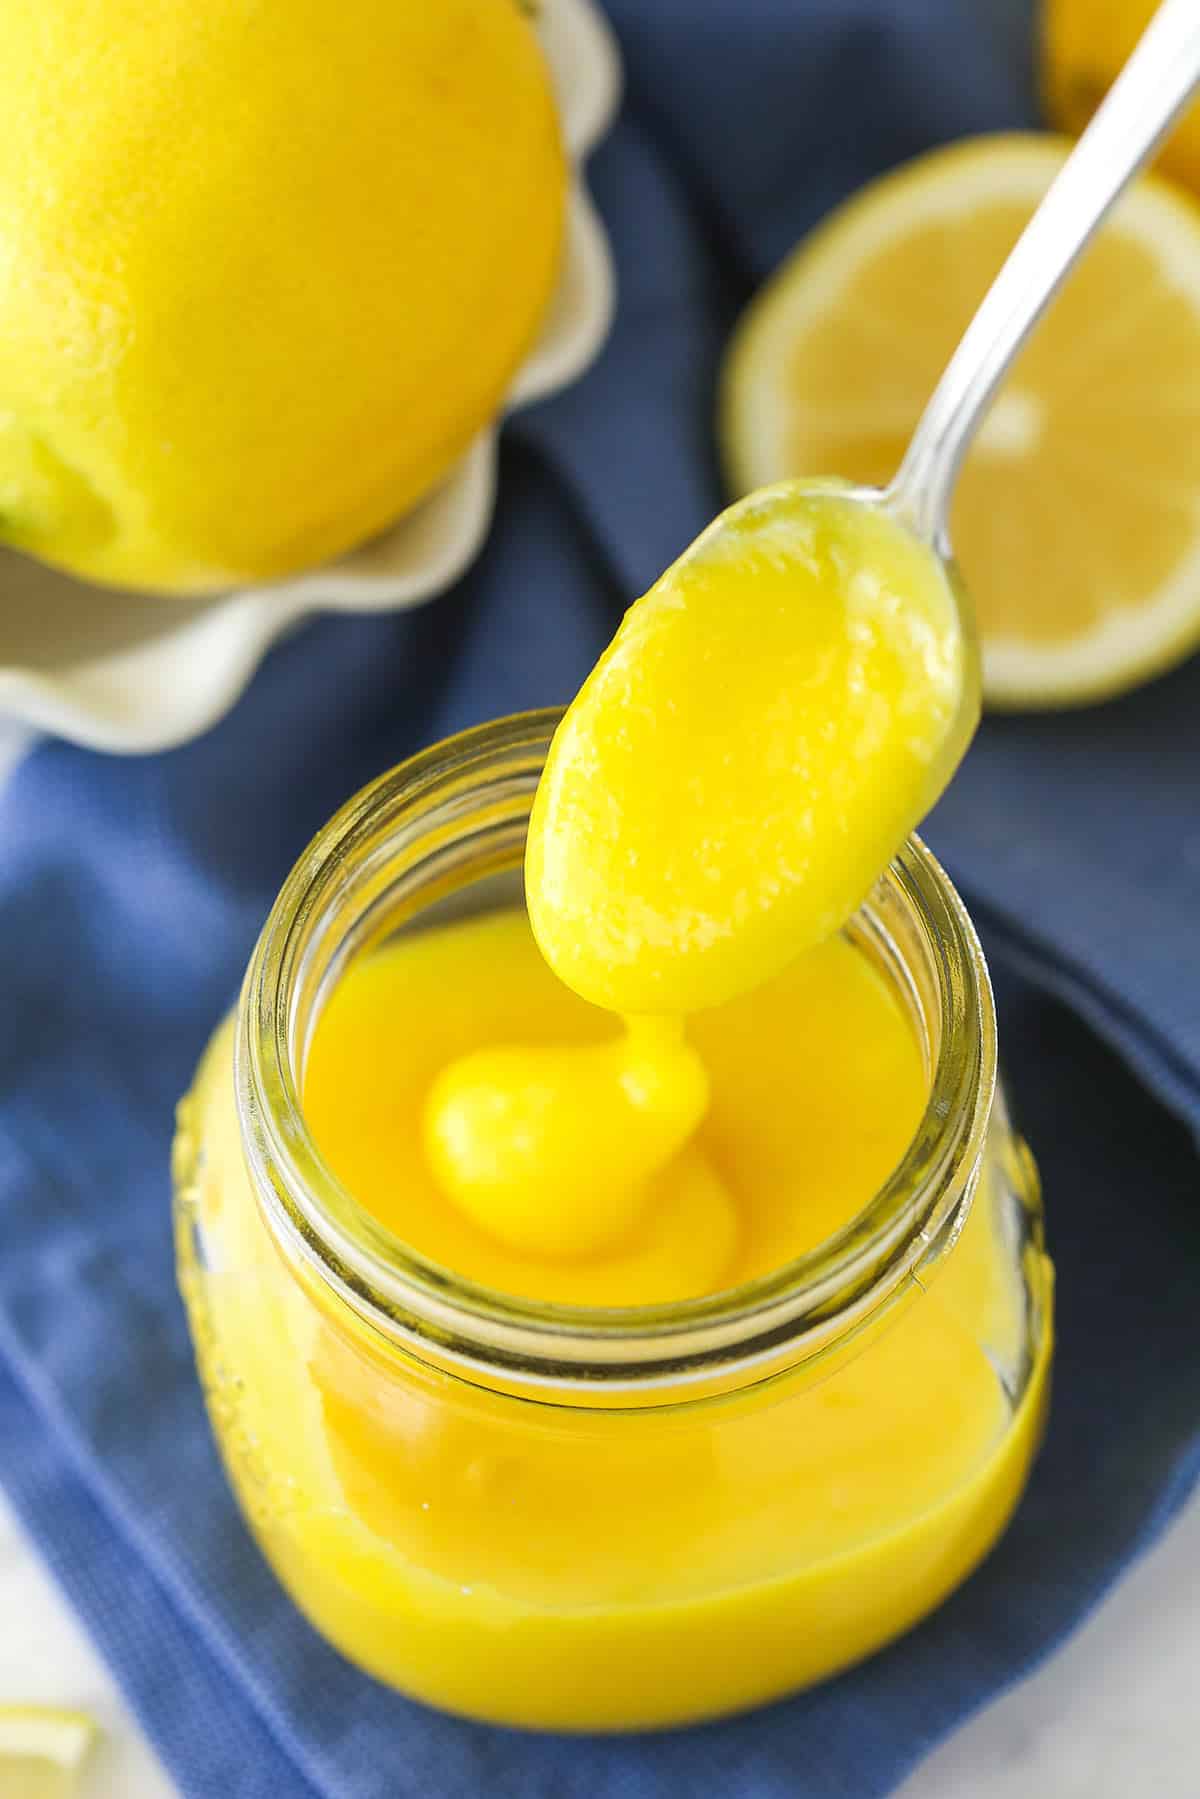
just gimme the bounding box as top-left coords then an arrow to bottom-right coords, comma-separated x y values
721,134 -> 1200,708
0,1707 -> 98,1799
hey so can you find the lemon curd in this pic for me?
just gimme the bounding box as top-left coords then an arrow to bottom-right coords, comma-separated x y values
174,716 -> 1051,1731
416,485 -> 980,1278
311,913 -> 924,1306
0,0 -> 564,592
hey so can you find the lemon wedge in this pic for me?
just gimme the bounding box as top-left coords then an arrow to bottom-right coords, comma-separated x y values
0,1708 -> 98,1798
721,133 -> 1200,707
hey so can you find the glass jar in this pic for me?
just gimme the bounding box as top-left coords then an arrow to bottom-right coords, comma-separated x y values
173,710 -> 1052,1733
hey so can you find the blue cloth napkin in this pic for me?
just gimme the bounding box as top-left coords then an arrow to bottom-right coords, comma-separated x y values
3,3 -> 1200,1795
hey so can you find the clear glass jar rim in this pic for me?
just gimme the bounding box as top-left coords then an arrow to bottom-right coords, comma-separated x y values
236,709 -> 997,1394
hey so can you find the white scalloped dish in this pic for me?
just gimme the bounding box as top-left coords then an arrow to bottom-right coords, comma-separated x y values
0,0 -> 619,754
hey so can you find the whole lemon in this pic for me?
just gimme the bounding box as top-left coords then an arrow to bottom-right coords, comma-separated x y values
0,0 -> 565,593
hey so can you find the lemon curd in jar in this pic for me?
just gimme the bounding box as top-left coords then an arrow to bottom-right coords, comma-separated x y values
173,716 -> 1052,1732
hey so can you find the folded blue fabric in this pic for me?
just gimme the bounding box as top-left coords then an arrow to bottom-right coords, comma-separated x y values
3,3 -> 1200,1796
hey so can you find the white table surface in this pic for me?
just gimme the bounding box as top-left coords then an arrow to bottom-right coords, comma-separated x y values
3,1476 -> 1199,1799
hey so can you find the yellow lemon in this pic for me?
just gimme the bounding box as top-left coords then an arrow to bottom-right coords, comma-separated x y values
0,0 -> 565,594
423,1019 -> 714,1259
721,135 -> 1200,708
1043,0 -> 1200,193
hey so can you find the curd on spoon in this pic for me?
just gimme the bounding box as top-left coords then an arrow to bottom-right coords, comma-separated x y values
426,482 -> 975,1258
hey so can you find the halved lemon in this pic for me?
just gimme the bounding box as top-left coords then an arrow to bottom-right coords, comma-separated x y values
720,133 -> 1200,708
0,1708 -> 98,1799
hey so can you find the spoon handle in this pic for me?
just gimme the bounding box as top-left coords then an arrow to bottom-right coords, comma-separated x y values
888,0 -> 1200,547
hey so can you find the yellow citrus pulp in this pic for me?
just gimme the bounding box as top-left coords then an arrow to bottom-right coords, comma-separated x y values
720,134 -> 1200,707
0,0 -> 564,593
